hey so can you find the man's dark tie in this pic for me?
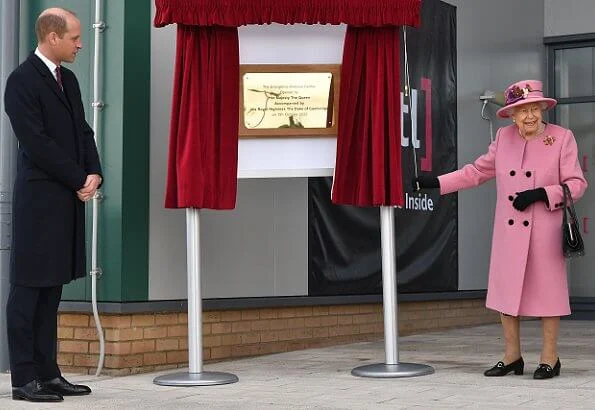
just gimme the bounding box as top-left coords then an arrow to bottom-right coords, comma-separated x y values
55,66 -> 63,91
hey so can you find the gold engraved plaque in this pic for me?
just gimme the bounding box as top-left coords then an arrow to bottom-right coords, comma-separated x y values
239,64 -> 340,138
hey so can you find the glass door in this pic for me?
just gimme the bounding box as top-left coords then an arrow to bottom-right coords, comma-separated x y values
548,39 -> 595,298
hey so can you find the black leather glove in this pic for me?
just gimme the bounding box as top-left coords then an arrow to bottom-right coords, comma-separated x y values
412,175 -> 440,191
512,188 -> 548,211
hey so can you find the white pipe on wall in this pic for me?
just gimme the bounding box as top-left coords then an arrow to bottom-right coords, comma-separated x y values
90,0 -> 106,377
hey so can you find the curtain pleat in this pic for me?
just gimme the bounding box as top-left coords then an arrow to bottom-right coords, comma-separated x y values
155,0 -> 421,28
164,25 -> 240,209
331,26 -> 403,207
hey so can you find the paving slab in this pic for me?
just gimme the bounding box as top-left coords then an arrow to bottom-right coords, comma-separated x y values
1,320 -> 594,409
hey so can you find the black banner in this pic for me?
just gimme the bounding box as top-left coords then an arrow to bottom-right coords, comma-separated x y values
308,0 -> 457,296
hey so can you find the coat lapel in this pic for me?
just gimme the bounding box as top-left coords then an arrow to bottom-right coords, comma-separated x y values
62,73 -> 79,118
61,70 -> 84,162
28,53 -> 73,113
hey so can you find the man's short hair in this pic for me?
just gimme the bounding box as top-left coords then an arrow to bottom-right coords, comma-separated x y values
35,8 -> 77,43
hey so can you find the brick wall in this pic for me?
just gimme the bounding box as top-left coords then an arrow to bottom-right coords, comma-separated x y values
57,299 -> 498,376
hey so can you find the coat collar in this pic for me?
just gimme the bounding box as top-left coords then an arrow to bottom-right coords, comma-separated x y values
34,48 -> 58,78
27,52 -> 72,113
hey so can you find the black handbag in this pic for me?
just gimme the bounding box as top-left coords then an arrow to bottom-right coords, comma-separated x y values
562,183 -> 585,258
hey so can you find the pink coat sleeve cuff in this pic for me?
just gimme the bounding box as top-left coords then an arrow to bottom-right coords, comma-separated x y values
544,130 -> 588,212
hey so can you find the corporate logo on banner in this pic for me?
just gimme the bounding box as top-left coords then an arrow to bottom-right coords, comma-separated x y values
309,0 -> 458,295
401,77 -> 433,173
401,77 -> 436,212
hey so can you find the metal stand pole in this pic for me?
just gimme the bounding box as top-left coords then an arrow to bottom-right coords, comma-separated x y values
154,208 -> 238,386
352,206 -> 434,378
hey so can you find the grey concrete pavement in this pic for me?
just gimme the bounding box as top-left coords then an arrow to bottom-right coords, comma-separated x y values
1,320 -> 594,409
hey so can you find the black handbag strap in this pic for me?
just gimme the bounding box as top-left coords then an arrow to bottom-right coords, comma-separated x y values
562,184 -> 579,240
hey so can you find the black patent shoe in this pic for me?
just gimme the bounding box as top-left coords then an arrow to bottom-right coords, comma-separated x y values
42,376 -> 92,396
484,357 -> 524,376
12,380 -> 63,402
533,358 -> 561,379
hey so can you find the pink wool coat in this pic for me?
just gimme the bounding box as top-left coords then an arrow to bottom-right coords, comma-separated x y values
439,124 -> 587,316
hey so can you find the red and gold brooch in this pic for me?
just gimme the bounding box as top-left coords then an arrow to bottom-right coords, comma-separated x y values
543,135 -> 556,146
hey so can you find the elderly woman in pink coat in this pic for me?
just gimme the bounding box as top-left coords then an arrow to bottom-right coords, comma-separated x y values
415,79 -> 587,380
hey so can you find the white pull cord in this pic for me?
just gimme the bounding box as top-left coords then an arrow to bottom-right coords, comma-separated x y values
402,27 -> 419,191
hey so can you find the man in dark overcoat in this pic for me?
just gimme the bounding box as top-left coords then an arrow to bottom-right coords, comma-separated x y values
4,7 -> 102,402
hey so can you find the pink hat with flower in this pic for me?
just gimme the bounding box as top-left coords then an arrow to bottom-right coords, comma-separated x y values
496,80 -> 557,118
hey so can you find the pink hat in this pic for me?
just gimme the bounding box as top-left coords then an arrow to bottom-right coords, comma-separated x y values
496,80 -> 557,118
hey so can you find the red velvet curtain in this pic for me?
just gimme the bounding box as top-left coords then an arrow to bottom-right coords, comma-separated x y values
331,26 -> 403,207
164,25 -> 239,209
154,0 -> 421,27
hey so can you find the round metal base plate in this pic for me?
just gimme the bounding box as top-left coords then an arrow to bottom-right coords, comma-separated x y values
351,363 -> 434,378
153,371 -> 239,386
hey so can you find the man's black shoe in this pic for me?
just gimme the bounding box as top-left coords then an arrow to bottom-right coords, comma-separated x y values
42,376 -> 92,396
12,380 -> 63,402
